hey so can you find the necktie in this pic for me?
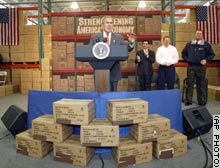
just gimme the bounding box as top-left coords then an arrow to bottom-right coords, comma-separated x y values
106,33 -> 110,46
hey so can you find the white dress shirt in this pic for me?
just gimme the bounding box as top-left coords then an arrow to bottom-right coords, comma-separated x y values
103,32 -> 111,44
143,49 -> 149,58
156,45 -> 179,65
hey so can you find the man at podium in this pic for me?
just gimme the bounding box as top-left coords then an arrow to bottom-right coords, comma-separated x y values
89,15 -> 136,91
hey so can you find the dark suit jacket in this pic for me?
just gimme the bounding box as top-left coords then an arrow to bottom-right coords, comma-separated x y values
89,33 -> 133,82
135,49 -> 155,75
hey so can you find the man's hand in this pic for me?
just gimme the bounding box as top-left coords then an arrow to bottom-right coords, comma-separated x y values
127,34 -> 136,44
137,55 -> 141,62
200,59 -> 207,65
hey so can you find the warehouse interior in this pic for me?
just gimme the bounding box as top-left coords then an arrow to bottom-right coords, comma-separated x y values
0,0 -> 220,168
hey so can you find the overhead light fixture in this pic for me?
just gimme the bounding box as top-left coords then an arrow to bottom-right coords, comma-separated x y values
71,2 -> 79,9
0,0 -> 10,8
177,17 -> 187,23
203,0 -> 214,6
138,1 -> 146,8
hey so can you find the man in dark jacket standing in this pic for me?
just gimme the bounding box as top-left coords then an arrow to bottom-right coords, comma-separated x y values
135,41 -> 155,91
182,30 -> 215,106
89,16 -> 135,91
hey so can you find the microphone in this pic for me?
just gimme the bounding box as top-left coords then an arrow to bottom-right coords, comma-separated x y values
103,37 -> 107,43
95,37 -> 100,43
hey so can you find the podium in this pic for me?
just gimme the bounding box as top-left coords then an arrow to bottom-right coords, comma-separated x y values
75,44 -> 128,92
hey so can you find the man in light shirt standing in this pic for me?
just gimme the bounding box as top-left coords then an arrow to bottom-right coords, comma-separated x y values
156,36 -> 179,90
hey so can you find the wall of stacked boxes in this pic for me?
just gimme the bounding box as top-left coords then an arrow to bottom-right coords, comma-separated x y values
51,12 -> 162,92
0,10 -> 52,95
0,9 -> 220,95
16,98 -> 187,167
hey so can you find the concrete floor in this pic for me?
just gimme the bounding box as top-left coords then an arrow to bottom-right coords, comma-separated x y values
0,92 -> 218,168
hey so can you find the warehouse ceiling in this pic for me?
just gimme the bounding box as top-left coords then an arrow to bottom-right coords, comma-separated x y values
0,0 -> 218,12
0,0 -> 218,24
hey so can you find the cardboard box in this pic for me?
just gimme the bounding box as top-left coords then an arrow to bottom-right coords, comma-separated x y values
24,25 -> 38,34
44,51 -> 52,59
84,85 -> 95,92
10,52 -> 25,62
53,98 -> 94,125
108,98 -> 148,125
130,114 -> 170,143
175,32 -> 193,42
41,70 -> 52,82
112,136 -> 152,167
1,52 -> 10,62
175,23 -> 190,32
128,76 -> 137,91
16,129 -> 53,158
153,129 -> 187,159
20,82 -> 32,94
67,42 -> 75,54
24,52 -> 39,62
41,81 -> 52,91
77,86 -> 84,92
41,58 -> 51,71
60,79 -> 68,88
0,85 -> 6,96
80,118 -> 119,147
118,78 -> 128,91
161,23 -> 169,31
20,69 -> 33,82
152,15 -> 161,35
0,45 -> 9,52
13,85 -> 20,93
54,135 -> 94,166
32,70 -> 41,82
24,35 -> 38,53
33,82 -> 41,90
186,9 -> 196,23
5,84 -> 13,95
84,76 -> 94,91
43,25 -> 52,35
10,35 -> 25,53
32,114 -> 72,143
43,35 -> 52,53
208,85 -> 220,101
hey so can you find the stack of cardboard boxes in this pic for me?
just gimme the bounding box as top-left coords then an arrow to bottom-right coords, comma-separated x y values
16,129 -> 53,158
17,57 -> 52,94
16,97 -> 187,167
0,9 -> 53,94
0,84 -> 14,97
108,98 -> 152,166
108,98 -> 187,167
16,98 -> 96,166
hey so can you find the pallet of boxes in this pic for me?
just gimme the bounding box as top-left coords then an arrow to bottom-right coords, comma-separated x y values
15,98 -> 187,167
16,99 -> 95,166
108,98 -> 188,167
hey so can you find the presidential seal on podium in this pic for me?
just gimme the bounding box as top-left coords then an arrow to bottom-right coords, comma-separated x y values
92,42 -> 110,60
